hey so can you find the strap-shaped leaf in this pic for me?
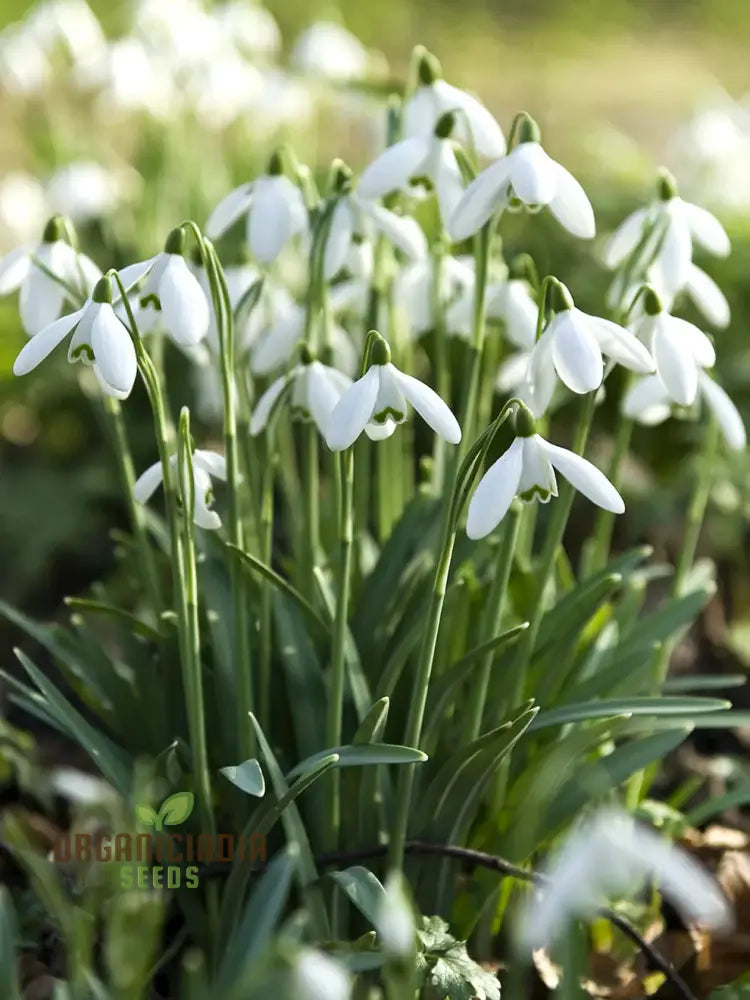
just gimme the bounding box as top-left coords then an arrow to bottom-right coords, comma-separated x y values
286,743 -> 427,781
530,696 -> 730,731
329,866 -> 386,926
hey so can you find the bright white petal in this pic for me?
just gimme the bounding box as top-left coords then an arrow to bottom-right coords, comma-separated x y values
402,86 -> 439,140
588,316 -> 655,373
158,255 -> 210,345
364,201 -> 427,259
466,437 -> 524,539
432,141 -> 465,229
509,143 -> 557,205
525,326 -> 558,417
364,418 -> 397,440
698,372 -> 746,451
551,311 -> 603,394
20,268 -> 65,334
357,137 -> 431,200
13,307 -> 85,375
0,245 -> 31,294
668,316 -> 715,368
622,375 -> 671,425
604,208 -> 648,269
323,199 -> 354,280
91,303 -> 137,398
542,439 -> 624,513
250,305 -> 305,375
390,365 -> 461,443
307,362 -> 351,436
326,365 -> 380,450
250,373 -> 290,435
683,202 -> 730,257
449,157 -> 511,241
434,80 -> 505,158
496,350 -> 532,392
658,211 -> 692,291
548,163 -> 595,238
117,256 -> 158,293
133,460 -> 164,503
205,182 -> 253,238
653,319 -> 698,406
192,467 -> 222,530
685,265 -> 730,329
193,449 -> 227,480
248,177 -> 297,264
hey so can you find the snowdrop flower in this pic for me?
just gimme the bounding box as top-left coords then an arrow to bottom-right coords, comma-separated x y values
27,0 -> 106,61
0,25 -> 51,95
395,254 -> 474,338
0,216 -> 100,334
326,336 -> 461,450
517,807 -> 733,951
214,1 -> 281,60
630,289 -> 715,407
323,161 -> 426,279
189,254 -> 259,355
187,47 -> 263,130
250,352 -> 352,438
525,281 -> 654,417
446,261 -> 538,346
358,111 -> 466,230
119,228 -> 209,347
0,172 -> 47,251
294,948 -> 351,1000
134,449 -> 227,530
13,275 -> 137,400
206,151 -> 307,265
466,405 -> 624,539
46,160 -> 135,223
450,114 -> 595,241
291,21 -> 369,82
604,171 -> 730,297
375,873 -> 415,958
624,371 -> 746,451
404,49 -> 505,159
249,298 -> 357,378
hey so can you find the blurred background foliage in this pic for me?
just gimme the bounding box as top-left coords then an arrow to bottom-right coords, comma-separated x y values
0,0 -> 748,668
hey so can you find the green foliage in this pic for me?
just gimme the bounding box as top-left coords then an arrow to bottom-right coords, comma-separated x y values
416,916 -> 500,1000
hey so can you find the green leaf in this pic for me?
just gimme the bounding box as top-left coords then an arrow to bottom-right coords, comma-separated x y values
330,867 -> 386,926
287,743 -> 427,780
352,698 -> 390,744
0,889 -> 21,1000
529,696 -> 731,731
135,805 -> 158,827
707,973 -> 750,998
220,759 -> 266,797
664,674 -> 747,693
314,566 -> 372,723
64,597 -> 162,642
535,572 -> 624,656
416,915 -> 500,1000
157,791 -> 194,826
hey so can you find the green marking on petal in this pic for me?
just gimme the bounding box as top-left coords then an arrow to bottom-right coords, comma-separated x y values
373,406 -> 405,425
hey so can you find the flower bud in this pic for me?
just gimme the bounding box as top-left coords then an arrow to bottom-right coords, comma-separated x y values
549,279 -> 574,312
92,275 -> 113,304
642,285 -> 664,315
513,403 -> 537,438
164,226 -> 187,256
416,48 -> 441,85
515,112 -> 541,146
656,168 -> 678,202
370,336 -> 392,366
42,214 -> 68,244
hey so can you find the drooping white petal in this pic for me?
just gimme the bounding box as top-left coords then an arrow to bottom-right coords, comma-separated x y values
364,201 -> 427,259
193,450 -> 227,480
658,208 -> 692,291
550,311 -> 603,394
205,181 -> 253,238
249,373 -> 290,435
541,439 -> 624,513
295,949 -> 351,1000
0,244 -> 31,294
433,79 -> 505,158
684,265 -> 730,329
19,267 -> 65,334
466,437 -> 524,539
306,362 -> 351,436
495,350 -> 532,392
357,137 -> 431,200
402,85 -> 440,140
326,365 -> 380,450
588,316 -> 655,373
192,467 -> 222,530
117,256 -> 158,293
390,365 -> 461,443
698,372 -> 746,451
248,176 -> 299,264
158,254 -> 210,345
77,253 -> 103,294
652,318 -> 699,405
13,307 -> 85,375
603,208 -> 648,268
525,326 -> 558,417
682,202 -> 730,257
364,418 -> 398,441
250,304 -> 305,375
432,140 -> 465,228
508,143 -> 557,205
495,280 -> 538,349
323,199 -> 354,280
133,460 -> 164,503
622,375 -> 671,425
668,316 -> 715,368
90,303 -> 137,399
518,434 -> 557,501
449,157 -> 511,241
548,162 -> 595,238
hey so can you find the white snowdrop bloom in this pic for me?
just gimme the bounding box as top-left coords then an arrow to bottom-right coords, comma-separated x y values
0,172 -> 47,251
214,1 -> 281,60
446,272 -> 538,346
189,257 -> 259,355
248,69 -> 314,134
294,949 -> 351,1000
631,293 -> 715,407
466,408 -> 624,540
623,371 -> 746,452
250,300 -> 357,377
323,180 -> 426,279
291,21 -> 369,82
525,282 -> 654,417
326,337 -> 461,450
357,112 -> 466,230
403,50 -> 505,159
375,873 -> 415,958
206,154 -> 307,265
120,230 -> 210,348
46,160 -> 134,223
134,0 -> 222,72
134,448 -> 227,530
0,24 -> 51,95
27,0 -> 106,61
395,254 -> 474,338
604,173 -> 730,296
0,217 -> 100,334
250,357 -> 352,438
13,275 -> 137,400
77,38 -> 177,118
517,808 -> 733,952
682,263 -> 731,329
187,45 -> 263,130
450,115 -> 595,241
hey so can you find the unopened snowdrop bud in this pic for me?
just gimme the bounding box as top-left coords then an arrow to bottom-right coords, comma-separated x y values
326,335 -> 461,450
525,283 -> 654,416
134,448 -> 227,530
466,409 -> 623,539
517,807 -> 733,952
404,46 -> 505,158
450,115 -> 595,241
375,872 -> 415,958
294,949 -> 351,1000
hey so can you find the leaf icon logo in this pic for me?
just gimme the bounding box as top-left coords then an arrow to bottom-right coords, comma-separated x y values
135,792 -> 194,832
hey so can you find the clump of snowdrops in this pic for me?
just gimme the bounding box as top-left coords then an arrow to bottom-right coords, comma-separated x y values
0,39 -> 746,1000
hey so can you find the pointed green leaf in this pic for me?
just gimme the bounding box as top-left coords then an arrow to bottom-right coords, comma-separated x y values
530,696 -> 730,732
220,759 -> 266,797
287,743 -> 427,780
330,867 -> 386,926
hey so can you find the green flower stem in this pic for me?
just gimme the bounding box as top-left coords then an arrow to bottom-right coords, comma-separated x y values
464,503 -> 522,740
458,222 -> 491,453
326,447 -> 355,847
259,451 -> 275,732
586,410 -> 634,575
102,395 -> 163,617
430,240 -> 448,492
303,424 -> 321,595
